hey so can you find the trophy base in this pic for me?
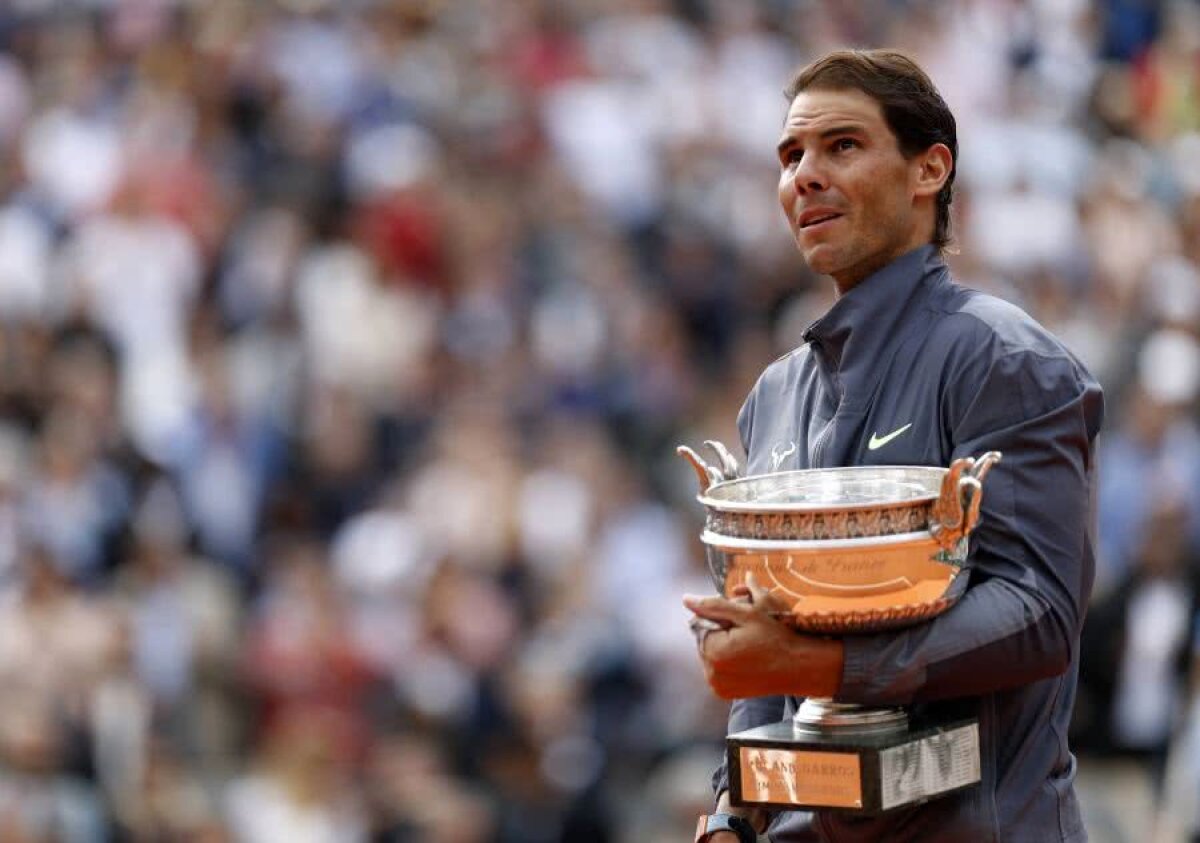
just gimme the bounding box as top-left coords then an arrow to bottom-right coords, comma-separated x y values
728,712 -> 980,815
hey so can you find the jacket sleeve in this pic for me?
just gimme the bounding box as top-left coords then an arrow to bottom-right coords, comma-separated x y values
837,344 -> 1104,705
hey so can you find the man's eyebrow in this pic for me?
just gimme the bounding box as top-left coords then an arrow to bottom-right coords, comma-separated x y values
776,124 -> 867,155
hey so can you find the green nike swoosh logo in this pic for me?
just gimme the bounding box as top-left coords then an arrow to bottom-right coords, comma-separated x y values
868,423 -> 913,450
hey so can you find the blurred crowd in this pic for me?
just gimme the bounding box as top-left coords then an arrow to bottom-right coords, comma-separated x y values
0,0 -> 1198,841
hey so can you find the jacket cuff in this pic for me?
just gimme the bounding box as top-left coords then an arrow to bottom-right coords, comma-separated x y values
711,762 -> 730,805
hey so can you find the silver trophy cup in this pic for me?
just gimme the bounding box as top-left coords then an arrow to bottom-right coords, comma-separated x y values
679,441 -> 1001,814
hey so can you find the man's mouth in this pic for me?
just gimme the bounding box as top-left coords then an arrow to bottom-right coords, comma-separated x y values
799,212 -> 843,229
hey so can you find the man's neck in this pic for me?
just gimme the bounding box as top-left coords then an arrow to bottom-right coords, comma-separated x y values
831,244 -> 928,297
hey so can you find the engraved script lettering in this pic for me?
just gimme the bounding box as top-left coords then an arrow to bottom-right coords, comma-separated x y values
825,557 -> 888,577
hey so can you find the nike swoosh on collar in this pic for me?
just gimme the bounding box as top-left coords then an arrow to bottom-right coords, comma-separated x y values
868,423 -> 913,450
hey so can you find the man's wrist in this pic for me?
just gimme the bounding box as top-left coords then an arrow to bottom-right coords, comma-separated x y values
778,632 -> 845,698
695,812 -> 757,843
714,788 -> 768,832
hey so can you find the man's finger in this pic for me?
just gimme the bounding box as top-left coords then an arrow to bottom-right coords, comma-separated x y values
683,593 -> 755,625
743,572 -> 771,603
727,573 -> 788,615
744,571 -> 782,610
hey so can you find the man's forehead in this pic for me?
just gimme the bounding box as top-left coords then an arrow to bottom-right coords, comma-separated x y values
780,88 -> 886,133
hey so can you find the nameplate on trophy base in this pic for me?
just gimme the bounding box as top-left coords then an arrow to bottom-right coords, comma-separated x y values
728,718 -> 980,815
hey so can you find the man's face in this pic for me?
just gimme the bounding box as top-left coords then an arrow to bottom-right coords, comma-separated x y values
777,87 -> 926,290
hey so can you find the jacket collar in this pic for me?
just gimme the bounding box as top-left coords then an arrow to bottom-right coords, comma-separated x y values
802,244 -> 947,405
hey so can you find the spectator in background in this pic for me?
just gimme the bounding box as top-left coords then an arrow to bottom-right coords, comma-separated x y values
1097,329 -> 1200,593
1078,500 -> 1199,763
23,407 -> 130,583
0,698 -> 107,843
113,478 -> 242,768
241,537 -> 381,765
225,706 -> 368,843
363,730 -> 494,842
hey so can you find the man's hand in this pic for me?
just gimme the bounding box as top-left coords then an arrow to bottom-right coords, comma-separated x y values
684,575 -> 844,700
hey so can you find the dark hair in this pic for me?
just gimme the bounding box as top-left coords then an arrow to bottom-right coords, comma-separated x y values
785,49 -> 957,251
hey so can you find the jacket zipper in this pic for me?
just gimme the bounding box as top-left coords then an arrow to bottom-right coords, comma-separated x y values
808,340 -> 841,468
809,406 -> 839,467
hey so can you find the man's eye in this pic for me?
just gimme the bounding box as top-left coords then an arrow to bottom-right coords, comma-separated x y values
833,138 -> 858,152
784,149 -> 803,165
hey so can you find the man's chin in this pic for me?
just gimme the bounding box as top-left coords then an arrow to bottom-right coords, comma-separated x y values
800,243 -> 845,277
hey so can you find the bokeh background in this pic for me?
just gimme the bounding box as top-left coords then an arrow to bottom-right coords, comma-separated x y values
0,0 -> 1198,841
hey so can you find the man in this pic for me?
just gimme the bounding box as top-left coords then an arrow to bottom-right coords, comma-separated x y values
685,50 -> 1103,842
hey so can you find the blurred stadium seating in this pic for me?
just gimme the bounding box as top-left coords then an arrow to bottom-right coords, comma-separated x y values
0,1 -> 1198,840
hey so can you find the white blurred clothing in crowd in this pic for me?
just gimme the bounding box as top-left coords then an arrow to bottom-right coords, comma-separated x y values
22,108 -> 123,220
968,185 -> 1083,277
58,209 -> 202,461
542,79 -> 663,224
225,771 -> 367,843
294,243 -> 440,406
0,204 -> 53,320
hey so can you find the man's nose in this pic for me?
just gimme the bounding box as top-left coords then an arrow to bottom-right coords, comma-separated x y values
792,156 -> 829,194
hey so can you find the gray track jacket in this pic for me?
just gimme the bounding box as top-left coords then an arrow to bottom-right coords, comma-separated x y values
713,244 -> 1104,842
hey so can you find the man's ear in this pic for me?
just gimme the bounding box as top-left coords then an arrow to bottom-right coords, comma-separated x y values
913,143 -> 953,199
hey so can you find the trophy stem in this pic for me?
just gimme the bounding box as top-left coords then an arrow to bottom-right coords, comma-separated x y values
793,697 -> 908,735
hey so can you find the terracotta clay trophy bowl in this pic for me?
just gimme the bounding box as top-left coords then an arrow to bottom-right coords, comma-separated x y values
679,441 -> 1001,738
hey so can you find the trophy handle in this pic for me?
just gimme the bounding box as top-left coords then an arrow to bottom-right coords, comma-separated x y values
677,445 -> 722,494
703,440 -> 741,482
677,440 -> 741,494
930,452 -> 1002,551
967,451 -> 1002,484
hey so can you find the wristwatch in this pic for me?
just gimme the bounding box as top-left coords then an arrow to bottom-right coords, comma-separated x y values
695,812 -> 757,843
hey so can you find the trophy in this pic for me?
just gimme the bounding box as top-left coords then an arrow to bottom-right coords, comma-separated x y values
678,441 -> 1001,815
